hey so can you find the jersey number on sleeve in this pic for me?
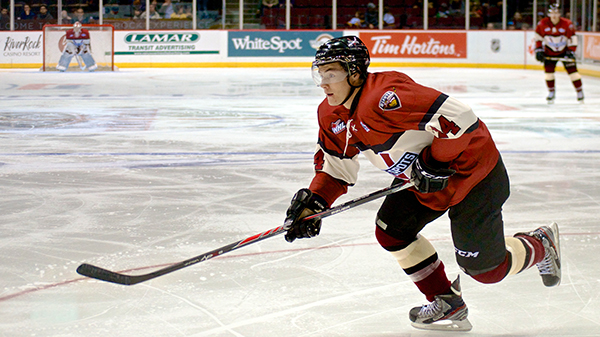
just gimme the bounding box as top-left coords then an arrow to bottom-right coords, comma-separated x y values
436,116 -> 461,139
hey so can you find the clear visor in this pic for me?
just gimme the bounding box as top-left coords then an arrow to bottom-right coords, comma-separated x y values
311,65 -> 348,86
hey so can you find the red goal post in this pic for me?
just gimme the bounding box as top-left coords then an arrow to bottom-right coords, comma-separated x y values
42,24 -> 115,71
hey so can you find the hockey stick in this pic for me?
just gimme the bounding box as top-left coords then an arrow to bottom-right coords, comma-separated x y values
75,54 -> 86,70
545,57 -> 578,63
77,181 -> 413,285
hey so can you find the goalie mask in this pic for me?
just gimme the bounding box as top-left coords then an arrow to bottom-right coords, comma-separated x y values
73,21 -> 82,33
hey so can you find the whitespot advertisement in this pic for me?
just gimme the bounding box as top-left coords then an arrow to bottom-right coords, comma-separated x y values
228,32 -> 342,57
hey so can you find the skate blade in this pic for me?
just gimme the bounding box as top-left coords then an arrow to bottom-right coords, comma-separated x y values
550,222 -> 560,257
411,318 -> 473,331
550,222 -> 561,284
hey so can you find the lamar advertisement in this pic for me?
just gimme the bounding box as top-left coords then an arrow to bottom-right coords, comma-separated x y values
360,32 -> 467,58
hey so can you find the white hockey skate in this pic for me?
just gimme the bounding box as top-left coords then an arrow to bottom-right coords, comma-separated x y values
409,276 -> 472,331
546,91 -> 555,104
518,222 -> 561,287
577,91 -> 584,103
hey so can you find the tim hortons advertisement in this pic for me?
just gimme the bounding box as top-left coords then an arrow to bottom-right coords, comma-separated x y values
583,34 -> 600,62
360,32 -> 467,58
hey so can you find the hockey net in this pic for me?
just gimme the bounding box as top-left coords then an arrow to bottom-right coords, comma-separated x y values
42,24 -> 115,71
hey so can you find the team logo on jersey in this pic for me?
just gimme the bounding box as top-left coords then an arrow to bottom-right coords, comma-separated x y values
381,152 -> 418,177
330,119 -> 346,135
379,91 -> 402,111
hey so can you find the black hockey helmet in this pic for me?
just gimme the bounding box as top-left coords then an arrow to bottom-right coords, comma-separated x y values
313,36 -> 370,78
548,3 -> 561,13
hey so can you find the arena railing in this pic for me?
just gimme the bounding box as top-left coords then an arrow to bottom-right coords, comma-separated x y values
1,0 -> 597,32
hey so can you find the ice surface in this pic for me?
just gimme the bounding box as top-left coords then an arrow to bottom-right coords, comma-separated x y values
1,67 -> 600,336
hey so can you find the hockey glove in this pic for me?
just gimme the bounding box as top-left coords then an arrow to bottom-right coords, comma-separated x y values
283,189 -> 328,243
535,49 -> 545,63
64,42 -> 77,55
565,49 -> 576,60
410,147 -> 456,193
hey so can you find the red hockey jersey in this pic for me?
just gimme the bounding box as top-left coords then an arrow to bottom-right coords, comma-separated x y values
65,28 -> 91,47
309,71 -> 499,211
535,17 -> 577,56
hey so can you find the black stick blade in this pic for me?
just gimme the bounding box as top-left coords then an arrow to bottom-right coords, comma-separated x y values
77,263 -> 136,285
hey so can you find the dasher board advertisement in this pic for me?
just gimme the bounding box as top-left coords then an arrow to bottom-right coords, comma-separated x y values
114,30 -> 221,56
228,31 -> 343,57
360,31 -> 467,59
1,31 -> 43,65
582,34 -> 600,62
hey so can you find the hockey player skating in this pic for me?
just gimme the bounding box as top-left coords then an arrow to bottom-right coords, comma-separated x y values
534,3 -> 584,103
57,22 -> 98,72
283,36 -> 561,331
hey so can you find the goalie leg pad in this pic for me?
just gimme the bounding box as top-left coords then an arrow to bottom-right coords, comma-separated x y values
80,53 -> 97,71
57,53 -> 74,71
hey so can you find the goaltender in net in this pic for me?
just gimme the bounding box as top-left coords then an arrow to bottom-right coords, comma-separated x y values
57,22 -> 98,72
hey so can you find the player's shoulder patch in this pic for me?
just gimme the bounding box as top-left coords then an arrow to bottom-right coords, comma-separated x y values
379,90 -> 402,111
330,119 -> 346,135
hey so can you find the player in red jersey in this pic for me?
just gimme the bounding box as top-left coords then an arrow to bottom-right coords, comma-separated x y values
534,3 -> 584,103
283,36 -> 561,331
57,22 -> 98,72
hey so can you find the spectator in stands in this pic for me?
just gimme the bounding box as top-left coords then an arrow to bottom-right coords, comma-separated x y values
133,0 -> 143,11
507,11 -> 524,29
159,0 -> 173,19
470,2 -> 482,18
347,10 -> 365,28
61,9 -> 72,23
141,3 -> 161,19
171,5 -> 190,19
104,6 -> 120,19
37,5 -> 53,20
436,3 -> 450,18
1,8 -> 9,28
17,4 -> 36,20
258,0 -> 279,18
133,8 -> 142,19
383,6 -> 395,28
72,7 -> 92,23
365,2 -> 378,29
